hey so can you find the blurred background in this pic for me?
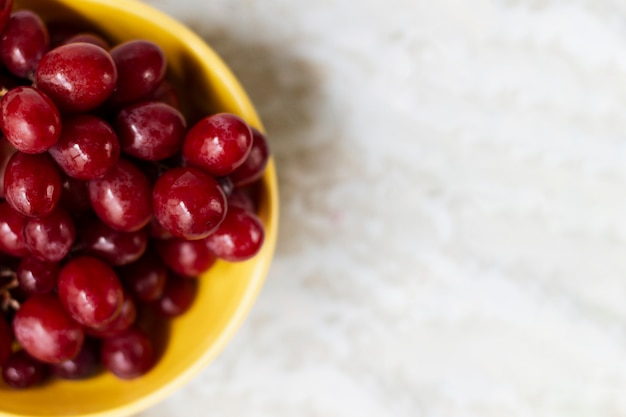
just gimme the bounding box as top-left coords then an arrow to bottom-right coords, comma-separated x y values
140,0 -> 626,416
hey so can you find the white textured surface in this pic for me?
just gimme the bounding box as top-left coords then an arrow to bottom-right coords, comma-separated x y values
139,0 -> 626,416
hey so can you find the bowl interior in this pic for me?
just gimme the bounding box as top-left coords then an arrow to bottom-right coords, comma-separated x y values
0,1 -> 278,416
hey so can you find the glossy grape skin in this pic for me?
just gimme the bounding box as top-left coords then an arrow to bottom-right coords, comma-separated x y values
88,159 -> 152,232
109,40 -> 166,106
156,237 -> 216,277
49,115 -> 120,180
13,293 -> 84,364
0,314 -> 11,366
0,0 -> 13,37
23,207 -> 76,262
229,128 -> 270,187
183,113 -> 253,177
0,10 -> 49,79
35,42 -> 117,113
118,251 -> 167,302
0,137 -> 17,198
0,86 -> 61,153
153,274 -> 197,318
4,152 -> 62,218
0,201 -> 27,256
63,33 -> 109,50
57,256 -> 124,328
51,338 -> 99,380
87,293 -> 136,338
152,167 -> 226,240
101,328 -> 154,379
116,101 -> 186,161
1,350 -> 46,389
80,218 -> 147,266
205,206 -> 265,261
16,256 -> 59,295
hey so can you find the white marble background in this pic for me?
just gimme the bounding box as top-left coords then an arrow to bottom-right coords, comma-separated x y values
138,0 -> 626,416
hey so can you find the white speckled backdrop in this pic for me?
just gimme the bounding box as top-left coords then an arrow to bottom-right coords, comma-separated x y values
139,0 -> 626,415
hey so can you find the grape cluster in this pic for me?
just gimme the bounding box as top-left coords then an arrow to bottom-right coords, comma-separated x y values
0,0 -> 270,388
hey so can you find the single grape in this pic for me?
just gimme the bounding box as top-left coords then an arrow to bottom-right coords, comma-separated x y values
49,114 -> 120,180
152,167 -> 226,240
109,40 -> 166,106
57,256 -> 124,328
88,159 -> 152,232
13,293 -> 84,364
0,314 -> 11,366
205,206 -> 265,261
156,237 -> 216,277
0,201 -> 27,256
1,350 -> 46,389
101,328 -> 154,379
80,218 -> 147,266
0,137 -> 17,198
0,86 -> 61,153
183,113 -> 253,176
116,101 -> 186,161
59,176 -> 92,221
87,292 -> 136,338
153,273 -> 197,318
229,127 -> 270,187
118,250 -> 167,302
23,207 -> 76,262
51,338 -> 99,380
4,152 -> 62,218
227,189 -> 256,213
16,256 -> 59,295
0,10 -> 49,79
62,33 -> 110,50
35,42 -> 117,113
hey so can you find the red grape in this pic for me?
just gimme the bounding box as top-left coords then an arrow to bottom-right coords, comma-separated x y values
1,350 -> 46,389
229,127 -> 270,187
87,292 -> 136,338
205,206 -> 265,261
156,237 -> 216,277
62,33 -> 109,50
0,137 -> 17,198
152,167 -> 226,240
0,314 -> 11,366
4,152 -> 62,218
35,42 -> 117,113
51,338 -> 99,380
57,256 -> 124,328
118,250 -> 167,302
0,201 -> 27,256
0,86 -> 61,153
116,101 -> 186,161
13,293 -> 84,364
49,114 -> 120,180
153,273 -> 197,318
183,113 -> 253,176
80,218 -> 147,266
23,207 -> 76,262
88,159 -> 152,232
101,328 -> 154,379
147,81 -> 179,109
16,256 -> 59,295
0,10 -> 49,79
227,189 -> 255,213
0,0 -> 13,37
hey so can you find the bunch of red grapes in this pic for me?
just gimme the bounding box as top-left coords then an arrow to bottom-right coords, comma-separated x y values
0,1 -> 270,388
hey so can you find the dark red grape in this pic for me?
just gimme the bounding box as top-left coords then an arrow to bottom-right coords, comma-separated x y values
80,218 -> 147,266
153,273 -> 197,318
0,86 -> 61,153
205,206 -> 265,261
13,293 -> 84,364
1,350 -> 46,389
227,189 -> 255,213
88,159 -> 152,232
0,201 -> 27,257
0,137 -> 17,198
23,207 -> 76,262
156,237 -> 216,277
0,10 -> 49,79
62,33 -> 110,50
118,250 -> 167,302
109,40 -> 166,106
101,328 -> 154,379
49,114 -> 120,180
152,167 -> 226,240
0,314 -> 11,366
4,152 -> 62,218
116,101 -> 186,161
57,256 -> 124,328
183,113 -> 253,176
0,0 -> 13,37
87,292 -> 136,338
51,338 -> 99,380
229,127 -> 270,187
16,256 -> 59,295
147,81 -> 179,109
35,42 -> 117,113
59,176 -> 92,221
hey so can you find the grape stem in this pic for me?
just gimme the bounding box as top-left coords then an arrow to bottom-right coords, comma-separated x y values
0,268 -> 19,311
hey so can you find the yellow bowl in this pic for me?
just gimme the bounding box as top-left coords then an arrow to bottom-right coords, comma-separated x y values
0,0 -> 278,416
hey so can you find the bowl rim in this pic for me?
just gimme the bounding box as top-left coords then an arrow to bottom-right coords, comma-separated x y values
3,0 -> 279,416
